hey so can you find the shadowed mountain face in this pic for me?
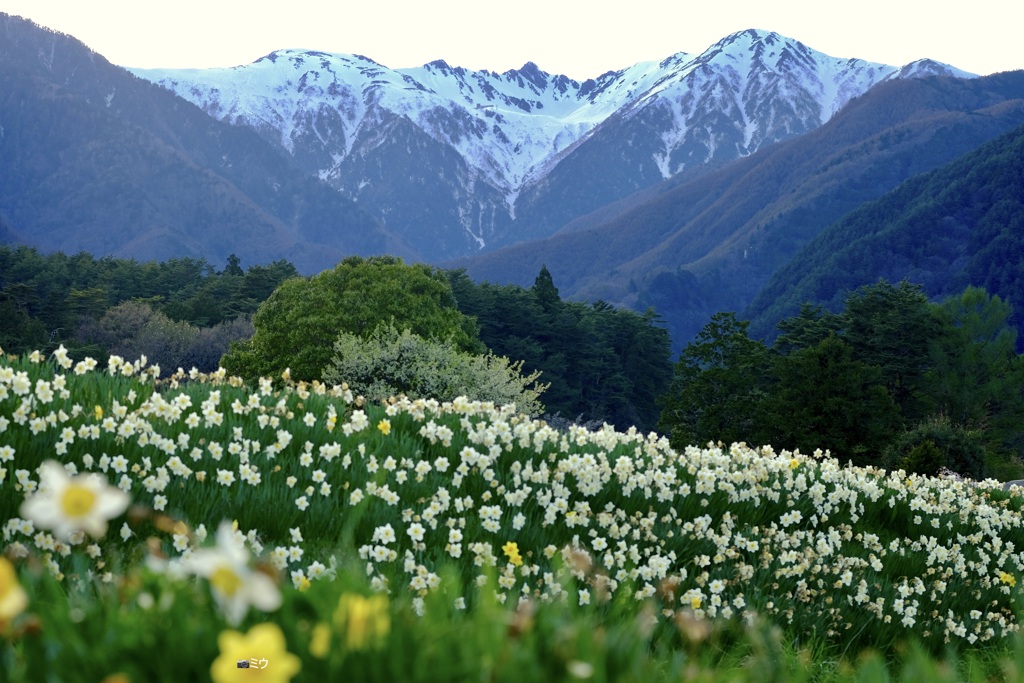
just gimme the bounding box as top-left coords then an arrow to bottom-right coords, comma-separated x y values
745,120 -> 1024,348
0,14 -> 413,274
132,29 -> 972,261
452,71 -> 1024,350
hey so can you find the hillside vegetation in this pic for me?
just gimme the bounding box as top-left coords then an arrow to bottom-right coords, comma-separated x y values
454,72 -> 1024,351
3,349 -> 1024,681
747,121 -> 1024,347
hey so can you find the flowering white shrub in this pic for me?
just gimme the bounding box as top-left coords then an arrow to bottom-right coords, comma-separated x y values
324,324 -> 548,416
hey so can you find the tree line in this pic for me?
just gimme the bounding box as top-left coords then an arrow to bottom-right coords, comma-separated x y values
447,267 -> 671,432
0,245 -> 297,369
219,256 -> 672,432
659,279 -> 1024,481
6,245 -> 1018,478
1,248 -> 671,431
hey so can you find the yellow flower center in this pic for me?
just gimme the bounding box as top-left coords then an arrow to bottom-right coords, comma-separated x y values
210,566 -> 243,597
61,485 -> 97,518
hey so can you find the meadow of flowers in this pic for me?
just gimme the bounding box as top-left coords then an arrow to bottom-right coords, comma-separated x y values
3,346 -> 1024,681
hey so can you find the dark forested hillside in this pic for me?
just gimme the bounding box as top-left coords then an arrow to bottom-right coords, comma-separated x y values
0,14 -> 413,273
448,268 -> 673,432
0,245 -> 297,362
453,72 -> 1024,351
661,280 -> 1024,482
746,121 -> 1024,346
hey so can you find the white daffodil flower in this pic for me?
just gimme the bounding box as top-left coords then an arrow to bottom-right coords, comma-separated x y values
20,461 -> 130,540
186,522 -> 281,626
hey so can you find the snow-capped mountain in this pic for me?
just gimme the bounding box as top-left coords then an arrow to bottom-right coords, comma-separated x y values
132,29 -> 974,260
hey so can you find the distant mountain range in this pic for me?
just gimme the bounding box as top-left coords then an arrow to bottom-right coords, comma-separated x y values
454,71 -> 1024,348
0,14 -> 412,273
132,29 -> 973,260
6,12 -> 1024,352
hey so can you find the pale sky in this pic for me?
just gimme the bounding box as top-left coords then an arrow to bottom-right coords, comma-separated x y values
2,0 -> 1021,79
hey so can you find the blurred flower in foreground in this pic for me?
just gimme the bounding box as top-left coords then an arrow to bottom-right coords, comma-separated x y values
187,522 -> 281,626
99,674 -> 131,683
309,622 -> 330,659
0,557 -> 29,630
334,593 -> 390,652
211,623 -> 300,683
20,461 -> 130,540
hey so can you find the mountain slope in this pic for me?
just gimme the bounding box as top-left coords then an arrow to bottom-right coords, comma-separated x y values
508,31 -> 974,243
452,71 -> 1024,349
0,14 -> 411,273
133,29 -> 971,260
745,121 -> 1024,343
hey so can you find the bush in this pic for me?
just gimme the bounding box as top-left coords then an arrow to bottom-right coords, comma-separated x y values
902,439 -> 945,477
222,255 -> 481,382
77,301 -> 254,373
323,324 -> 548,416
882,417 -> 988,480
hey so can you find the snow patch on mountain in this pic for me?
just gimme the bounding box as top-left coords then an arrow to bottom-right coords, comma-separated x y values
134,52 -> 677,196
129,30 -> 975,258
133,30 -> 972,198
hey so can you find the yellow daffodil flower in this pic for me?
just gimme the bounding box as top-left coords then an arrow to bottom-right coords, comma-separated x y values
334,593 -> 390,652
210,623 -> 300,683
502,541 -> 523,567
0,557 -> 29,628
309,622 -> 331,659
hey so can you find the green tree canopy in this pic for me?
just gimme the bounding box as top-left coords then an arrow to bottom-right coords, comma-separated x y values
841,279 -> 943,422
448,269 -> 671,432
532,265 -> 560,313
924,287 -> 1020,422
222,255 -> 482,382
881,416 -> 988,481
0,245 -> 296,357
767,335 -> 902,466
923,286 -> 1024,464
657,312 -> 773,449
773,303 -> 842,355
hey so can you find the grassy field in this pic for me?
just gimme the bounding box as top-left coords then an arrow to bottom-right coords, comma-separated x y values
2,346 -> 1024,681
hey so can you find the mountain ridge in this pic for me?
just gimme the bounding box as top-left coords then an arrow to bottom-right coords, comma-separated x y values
131,29 -> 973,259
0,13 -> 413,273
450,71 -> 1024,350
